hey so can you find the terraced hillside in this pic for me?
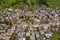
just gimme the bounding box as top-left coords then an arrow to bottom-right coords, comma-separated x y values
0,0 -> 60,9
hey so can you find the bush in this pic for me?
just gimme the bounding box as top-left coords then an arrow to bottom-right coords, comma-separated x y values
25,36 -> 30,40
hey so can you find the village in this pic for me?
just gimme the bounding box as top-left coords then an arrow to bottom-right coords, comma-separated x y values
0,6 -> 60,40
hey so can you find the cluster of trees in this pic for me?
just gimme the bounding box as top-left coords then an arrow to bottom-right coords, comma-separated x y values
0,18 -> 13,26
0,0 -> 48,9
10,33 -> 18,40
19,15 -> 34,24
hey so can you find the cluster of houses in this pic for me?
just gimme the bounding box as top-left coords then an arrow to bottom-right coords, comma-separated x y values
0,6 -> 60,40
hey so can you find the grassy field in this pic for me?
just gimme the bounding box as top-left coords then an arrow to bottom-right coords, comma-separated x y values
47,0 -> 60,8
51,32 -> 59,40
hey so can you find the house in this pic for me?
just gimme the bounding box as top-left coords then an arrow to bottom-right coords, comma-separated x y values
0,24 -> 8,29
0,24 -> 9,33
0,16 -> 4,21
45,33 -> 52,38
0,30 -> 5,33
26,32 -> 30,36
33,24 -> 39,27
39,30 -> 45,34
23,38 -> 25,40
6,29 -> 14,36
7,8 -> 13,12
26,11 -> 34,17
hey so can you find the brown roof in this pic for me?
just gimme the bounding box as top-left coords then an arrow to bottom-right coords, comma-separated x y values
6,31 -> 14,36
